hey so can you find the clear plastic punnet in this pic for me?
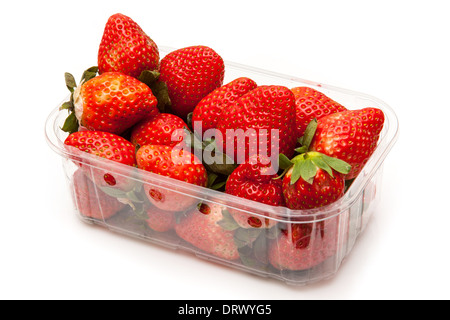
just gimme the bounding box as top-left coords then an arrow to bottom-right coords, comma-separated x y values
45,47 -> 399,286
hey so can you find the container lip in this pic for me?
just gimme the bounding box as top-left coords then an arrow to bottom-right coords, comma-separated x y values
46,46 -> 399,222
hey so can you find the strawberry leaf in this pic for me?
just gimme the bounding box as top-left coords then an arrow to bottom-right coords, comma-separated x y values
207,172 -> 219,188
290,161 -> 303,185
253,232 -> 269,264
138,70 -> 160,86
138,70 -> 171,113
322,154 -> 351,174
278,153 -> 293,170
81,66 -> 98,83
311,155 -> 334,177
60,111 -> 79,134
64,72 -> 76,93
295,146 -> 308,154
211,181 -> 226,191
186,112 -> 194,132
300,118 -> 318,150
217,209 -> 240,231
299,158 -> 317,184
234,228 -> 262,248
290,157 -> 318,185
152,81 -> 172,113
59,101 -> 73,111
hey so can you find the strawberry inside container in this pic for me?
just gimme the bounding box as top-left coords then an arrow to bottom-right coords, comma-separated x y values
45,51 -> 398,286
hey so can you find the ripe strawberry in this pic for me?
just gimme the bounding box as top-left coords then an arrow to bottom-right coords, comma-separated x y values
268,216 -> 340,271
98,13 -> 160,78
136,145 -> 208,212
145,206 -> 176,232
72,72 -> 159,135
282,157 -> 346,210
130,113 -> 188,148
175,203 -> 240,260
159,45 -> 225,119
310,107 -> 385,179
225,155 -> 284,229
72,169 -> 125,220
215,85 -> 297,163
192,77 -> 257,135
291,87 -> 347,138
64,130 -> 136,190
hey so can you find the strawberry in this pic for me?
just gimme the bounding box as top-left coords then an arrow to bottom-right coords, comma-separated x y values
279,117 -> 350,210
268,216 -> 341,271
130,113 -> 188,148
68,72 -> 159,135
98,13 -> 160,78
159,45 -> 225,119
291,87 -> 347,138
191,77 -> 257,135
215,85 -> 297,163
310,107 -> 385,179
136,145 -> 208,212
225,155 -> 284,229
64,130 -> 137,190
72,169 -> 125,220
175,203 -> 240,260
145,206 -> 176,232
282,156 -> 346,210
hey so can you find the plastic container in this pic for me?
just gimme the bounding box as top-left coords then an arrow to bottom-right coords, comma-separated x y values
45,46 -> 399,286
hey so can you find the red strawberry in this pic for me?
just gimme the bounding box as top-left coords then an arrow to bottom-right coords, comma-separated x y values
175,203 -> 240,260
130,113 -> 188,148
268,216 -> 340,271
98,13 -> 160,78
225,155 -> 284,229
72,72 -> 159,135
159,45 -> 225,119
282,156 -> 346,210
192,77 -> 257,135
72,169 -> 125,220
64,130 -> 136,190
310,107 -> 385,179
215,85 -> 297,163
136,145 -> 208,212
291,87 -> 347,138
145,206 -> 176,232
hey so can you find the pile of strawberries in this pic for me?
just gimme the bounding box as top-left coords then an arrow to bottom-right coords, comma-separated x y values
61,13 -> 385,271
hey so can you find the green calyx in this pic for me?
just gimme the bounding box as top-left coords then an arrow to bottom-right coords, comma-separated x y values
60,66 -> 98,134
289,151 -> 351,185
138,70 -> 171,113
278,118 -> 351,185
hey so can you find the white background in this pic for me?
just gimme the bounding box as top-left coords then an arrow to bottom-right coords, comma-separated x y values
1,0 -> 449,300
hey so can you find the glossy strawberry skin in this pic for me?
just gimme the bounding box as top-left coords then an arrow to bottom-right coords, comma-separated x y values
136,145 -> 208,212
98,13 -> 160,78
159,45 -> 225,119
282,167 -> 345,210
216,85 -> 297,163
64,131 -> 137,191
192,77 -> 257,135
225,155 -> 284,228
72,170 -> 125,220
310,107 -> 385,179
74,72 -> 159,135
130,113 -> 188,148
175,203 -> 240,261
64,131 -> 136,166
145,206 -> 176,232
291,87 -> 347,138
